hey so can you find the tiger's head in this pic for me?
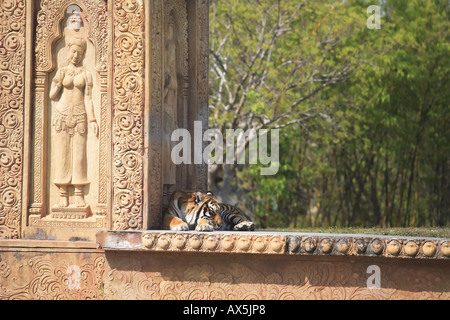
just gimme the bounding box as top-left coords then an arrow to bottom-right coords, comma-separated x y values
195,191 -> 222,230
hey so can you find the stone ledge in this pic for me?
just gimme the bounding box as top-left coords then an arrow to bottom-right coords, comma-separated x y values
96,230 -> 450,260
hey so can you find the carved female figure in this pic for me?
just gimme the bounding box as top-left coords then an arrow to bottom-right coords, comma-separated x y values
49,36 -> 98,208
163,19 -> 178,201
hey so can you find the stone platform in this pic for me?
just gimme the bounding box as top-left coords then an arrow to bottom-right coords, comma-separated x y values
2,230 -> 448,300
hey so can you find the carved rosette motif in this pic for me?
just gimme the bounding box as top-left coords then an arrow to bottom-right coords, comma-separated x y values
112,0 -> 145,230
0,0 -> 26,239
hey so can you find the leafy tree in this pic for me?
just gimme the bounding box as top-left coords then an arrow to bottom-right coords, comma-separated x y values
209,0 -> 357,203
208,0 -> 450,228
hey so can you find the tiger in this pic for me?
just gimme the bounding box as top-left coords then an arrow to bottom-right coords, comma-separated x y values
206,192 -> 255,231
218,203 -> 255,231
162,190 -> 222,232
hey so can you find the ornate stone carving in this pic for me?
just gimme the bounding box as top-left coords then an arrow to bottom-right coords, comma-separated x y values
97,230 -> 450,260
0,0 -> 26,239
146,0 -> 210,228
1,233 -> 449,300
112,0 -> 145,230
35,0 -> 108,73
138,232 -> 287,255
26,0 -> 109,236
0,253 -> 105,300
104,252 -> 450,300
49,34 -> 98,214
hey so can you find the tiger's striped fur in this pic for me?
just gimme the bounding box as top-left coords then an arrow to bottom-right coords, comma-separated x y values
218,203 -> 255,231
163,190 -> 222,231
205,191 -> 255,231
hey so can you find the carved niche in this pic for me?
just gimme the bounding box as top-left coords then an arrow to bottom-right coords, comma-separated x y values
148,0 -> 209,229
162,0 -> 189,209
26,0 -> 109,238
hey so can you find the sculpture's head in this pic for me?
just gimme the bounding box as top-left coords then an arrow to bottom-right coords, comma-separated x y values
66,37 -> 87,66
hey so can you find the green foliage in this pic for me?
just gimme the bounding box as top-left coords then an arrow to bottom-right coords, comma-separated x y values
209,0 -> 450,228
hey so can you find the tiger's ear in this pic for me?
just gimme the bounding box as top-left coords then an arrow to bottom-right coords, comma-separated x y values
195,192 -> 203,204
206,191 -> 214,197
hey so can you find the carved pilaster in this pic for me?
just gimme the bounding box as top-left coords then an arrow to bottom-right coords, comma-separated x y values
29,72 -> 48,217
112,0 -> 146,230
0,0 -> 26,239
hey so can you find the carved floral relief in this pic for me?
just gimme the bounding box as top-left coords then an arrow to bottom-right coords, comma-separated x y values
104,255 -> 449,300
0,253 -> 105,300
0,249 -> 448,300
0,0 -> 26,239
112,0 -> 145,230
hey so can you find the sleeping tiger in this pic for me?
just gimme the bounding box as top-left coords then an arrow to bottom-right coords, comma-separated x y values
162,190 -> 222,231
218,203 -> 255,231
162,190 -> 255,232
206,192 -> 255,231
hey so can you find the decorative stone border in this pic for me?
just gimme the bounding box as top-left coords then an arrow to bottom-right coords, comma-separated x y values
141,232 -> 286,254
96,230 -> 450,260
286,234 -> 449,259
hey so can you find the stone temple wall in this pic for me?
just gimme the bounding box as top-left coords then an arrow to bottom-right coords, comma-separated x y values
0,0 -> 448,301
1,231 -> 449,300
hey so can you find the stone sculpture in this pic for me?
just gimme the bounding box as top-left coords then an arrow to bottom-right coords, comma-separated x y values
49,35 -> 98,213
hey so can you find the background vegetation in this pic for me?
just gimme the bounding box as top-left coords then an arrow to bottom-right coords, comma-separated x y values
208,0 -> 449,229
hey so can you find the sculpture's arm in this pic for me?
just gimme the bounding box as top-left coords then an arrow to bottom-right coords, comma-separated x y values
85,71 -> 98,137
49,69 -> 63,100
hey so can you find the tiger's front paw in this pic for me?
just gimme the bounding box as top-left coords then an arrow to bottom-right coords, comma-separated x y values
171,222 -> 189,231
195,223 -> 214,232
233,221 -> 255,231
